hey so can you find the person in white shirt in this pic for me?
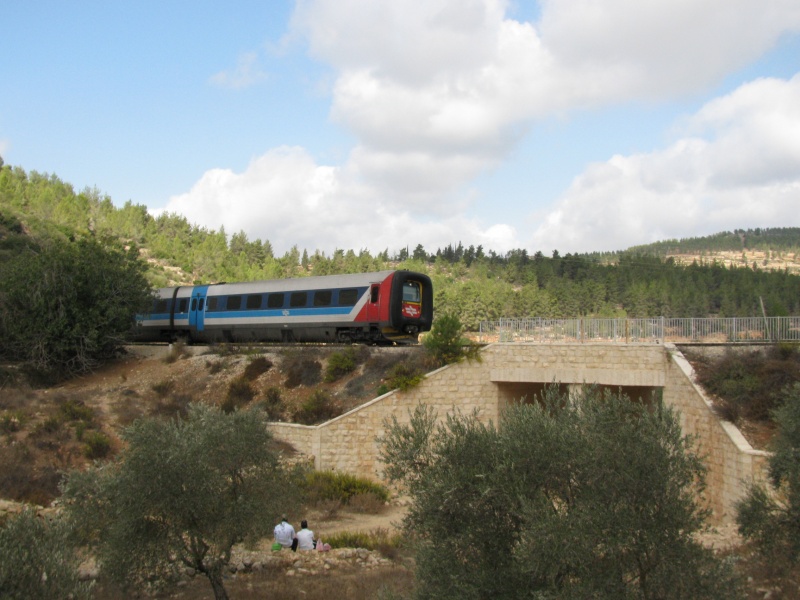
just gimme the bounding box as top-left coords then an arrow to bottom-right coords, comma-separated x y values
274,515 -> 297,551
296,519 -> 315,551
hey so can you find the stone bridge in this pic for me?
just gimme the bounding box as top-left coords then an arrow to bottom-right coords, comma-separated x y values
269,343 -> 769,524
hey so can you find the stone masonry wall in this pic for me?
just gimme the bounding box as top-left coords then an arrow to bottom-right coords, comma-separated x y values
663,344 -> 769,523
268,343 -> 768,524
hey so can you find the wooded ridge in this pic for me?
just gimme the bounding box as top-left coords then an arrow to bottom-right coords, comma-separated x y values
2,161 -> 799,330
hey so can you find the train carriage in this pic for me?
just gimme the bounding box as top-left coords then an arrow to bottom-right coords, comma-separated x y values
134,270 -> 433,345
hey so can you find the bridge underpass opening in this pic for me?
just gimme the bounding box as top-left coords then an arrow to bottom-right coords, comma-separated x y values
497,382 -> 569,407
592,384 -> 663,408
497,382 -> 663,409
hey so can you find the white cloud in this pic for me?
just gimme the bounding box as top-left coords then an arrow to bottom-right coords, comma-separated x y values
159,146 -> 521,255
209,51 -> 267,89
165,0 -> 800,259
539,0 -> 800,98
530,75 -> 800,253
288,0 -> 800,223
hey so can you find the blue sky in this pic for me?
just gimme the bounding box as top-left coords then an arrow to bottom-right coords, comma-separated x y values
2,0 -> 799,256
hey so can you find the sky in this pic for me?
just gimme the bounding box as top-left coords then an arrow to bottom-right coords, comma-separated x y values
2,0 -> 800,257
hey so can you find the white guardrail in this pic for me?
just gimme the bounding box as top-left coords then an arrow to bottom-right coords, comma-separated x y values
477,317 -> 800,344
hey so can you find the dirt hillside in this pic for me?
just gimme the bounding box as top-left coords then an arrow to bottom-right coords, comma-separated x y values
0,344 -> 426,507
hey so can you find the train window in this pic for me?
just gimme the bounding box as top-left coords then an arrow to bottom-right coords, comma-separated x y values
206,297 -> 217,311
198,299 -> 204,311
246,294 -> 262,310
155,299 -> 168,313
267,293 -> 284,308
339,289 -> 358,306
403,282 -> 421,302
227,295 -> 242,310
191,298 -> 197,311
314,290 -> 332,306
370,285 -> 380,303
290,292 -> 307,307
178,299 -> 188,312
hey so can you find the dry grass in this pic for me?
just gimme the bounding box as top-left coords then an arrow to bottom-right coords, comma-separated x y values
348,492 -> 388,514
162,340 -> 189,364
314,498 -> 343,520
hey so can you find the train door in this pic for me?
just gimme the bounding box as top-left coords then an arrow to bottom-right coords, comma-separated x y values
189,286 -> 209,334
365,283 -> 382,322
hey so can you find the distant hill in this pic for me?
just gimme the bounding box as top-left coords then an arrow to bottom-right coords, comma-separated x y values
580,228 -> 800,275
623,228 -> 800,274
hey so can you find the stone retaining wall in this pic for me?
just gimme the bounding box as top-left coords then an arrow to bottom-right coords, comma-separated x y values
663,344 -> 769,522
268,343 -> 769,524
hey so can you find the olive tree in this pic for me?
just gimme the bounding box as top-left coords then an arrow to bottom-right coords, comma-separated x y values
61,404 -> 301,600
0,236 -> 152,375
736,383 -> 800,561
380,386 -> 741,599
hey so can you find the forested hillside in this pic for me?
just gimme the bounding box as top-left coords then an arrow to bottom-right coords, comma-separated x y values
2,161 -> 800,330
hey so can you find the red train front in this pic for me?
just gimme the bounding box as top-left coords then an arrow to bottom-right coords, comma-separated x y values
352,270 -> 433,343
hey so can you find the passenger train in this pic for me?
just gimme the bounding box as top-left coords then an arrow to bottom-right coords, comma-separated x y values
134,270 -> 433,345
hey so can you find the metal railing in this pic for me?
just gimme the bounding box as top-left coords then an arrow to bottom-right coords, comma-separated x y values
477,317 -> 800,344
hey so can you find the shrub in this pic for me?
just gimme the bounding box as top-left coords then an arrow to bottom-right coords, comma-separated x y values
772,342 -> 799,361
294,390 -> 340,425
692,347 -> 800,423
0,445 -> 57,505
344,376 -> 367,397
380,360 -> 425,393
243,356 -> 273,381
259,387 -> 284,420
57,398 -> 94,423
0,410 -> 26,434
221,377 -> 255,413
114,392 -> 146,425
0,508 -> 93,599
283,352 -> 322,388
325,528 -> 402,555
737,383 -> 800,563
150,393 -> 193,420
151,379 -> 175,398
83,430 -> 112,459
34,416 -> 63,435
324,348 -> 358,382
304,470 -> 390,505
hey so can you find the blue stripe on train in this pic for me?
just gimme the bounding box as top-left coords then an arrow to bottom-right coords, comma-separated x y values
206,307 -> 354,319
140,306 -> 355,322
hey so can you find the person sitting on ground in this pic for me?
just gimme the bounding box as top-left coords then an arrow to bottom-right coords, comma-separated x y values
296,519 -> 315,551
274,515 -> 297,551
